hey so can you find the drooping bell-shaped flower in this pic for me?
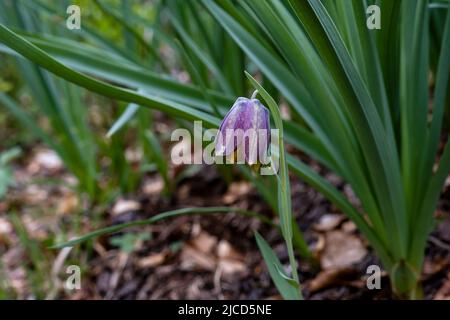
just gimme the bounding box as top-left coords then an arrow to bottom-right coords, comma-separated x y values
215,95 -> 270,166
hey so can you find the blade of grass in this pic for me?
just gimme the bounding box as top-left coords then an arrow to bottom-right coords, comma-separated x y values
0,24 -> 220,127
174,39 -> 222,117
255,231 -> 302,300
106,102 -> 140,138
52,207 -> 275,249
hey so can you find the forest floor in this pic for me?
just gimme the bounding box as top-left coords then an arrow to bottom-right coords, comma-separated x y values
0,143 -> 449,300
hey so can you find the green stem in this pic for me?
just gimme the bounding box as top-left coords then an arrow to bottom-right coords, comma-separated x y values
391,260 -> 422,299
246,72 -> 301,297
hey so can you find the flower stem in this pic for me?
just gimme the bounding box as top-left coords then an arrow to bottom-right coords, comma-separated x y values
245,72 -> 302,298
251,90 -> 259,99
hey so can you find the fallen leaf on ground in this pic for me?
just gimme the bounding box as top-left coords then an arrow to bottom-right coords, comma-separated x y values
2,247 -> 25,268
308,267 -> 357,292
341,221 -> 357,233
190,231 -> 217,254
23,184 -> 48,204
222,182 -> 252,204
218,259 -> 246,276
111,199 -> 141,216
22,215 -> 49,239
313,214 -> 344,231
180,230 -> 217,271
0,217 -> 12,244
0,217 -> 12,234
125,147 -> 142,164
217,240 -> 243,260
28,149 -> 63,173
136,252 -> 167,269
180,230 -> 246,276
217,240 -> 246,276
7,267 -> 28,297
142,176 -> 164,196
320,230 -> 367,269
180,244 -> 216,271
311,233 -> 325,256
56,192 -> 79,215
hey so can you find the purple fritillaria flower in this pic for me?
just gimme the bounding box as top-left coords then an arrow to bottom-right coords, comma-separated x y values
215,96 -> 270,166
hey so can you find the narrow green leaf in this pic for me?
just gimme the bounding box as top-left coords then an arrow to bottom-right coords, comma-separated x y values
106,103 -> 140,138
0,24 -> 220,128
52,207 -> 274,249
254,232 -> 302,300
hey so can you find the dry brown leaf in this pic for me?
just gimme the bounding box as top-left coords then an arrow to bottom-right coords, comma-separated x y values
7,267 -> 28,296
320,230 -> 367,269
217,240 -> 246,276
2,247 -> 25,268
0,217 -> 13,244
0,217 -> 12,235
136,252 -> 167,269
311,233 -> 326,258
56,192 -> 79,215
217,240 -> 243,260
142,176 -> 164,196
180,230 -> 218,271
23,184 -> 48,204
218,259 -> 246,276
180,244 -> 216,271
222,181 -> 252,204
22,215 -> 49,239
111,199 -> 141,216
313,214 -> 344,231
190,231 -> 217,254
341,221 -> 357,233
308,267 -> 357,292
180,231 -> 246,275
125,147 -> 142,164
28,149 -> 63,174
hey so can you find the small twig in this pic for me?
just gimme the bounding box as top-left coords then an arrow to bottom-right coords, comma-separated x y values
429,236 -> 450,251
